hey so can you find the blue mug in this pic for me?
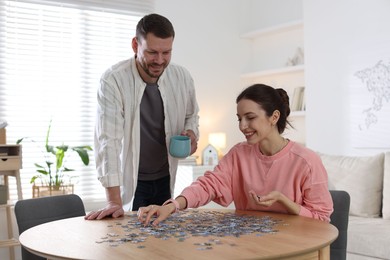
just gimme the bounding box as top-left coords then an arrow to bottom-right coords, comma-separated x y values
169,135 -> 191,158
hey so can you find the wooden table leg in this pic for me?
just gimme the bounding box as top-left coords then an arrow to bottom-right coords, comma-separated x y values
318,245 -> 330,260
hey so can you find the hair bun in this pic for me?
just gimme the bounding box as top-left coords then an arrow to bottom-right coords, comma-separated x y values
276,88 -> 290,117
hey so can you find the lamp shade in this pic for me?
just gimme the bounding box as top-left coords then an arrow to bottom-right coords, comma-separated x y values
208,132 -> 226,150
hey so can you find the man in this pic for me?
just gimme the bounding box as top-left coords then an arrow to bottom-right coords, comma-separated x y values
85,13 -> 199,220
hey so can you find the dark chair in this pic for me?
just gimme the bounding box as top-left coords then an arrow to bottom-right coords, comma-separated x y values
14,194 -> 86,260
329,190 -> 351,260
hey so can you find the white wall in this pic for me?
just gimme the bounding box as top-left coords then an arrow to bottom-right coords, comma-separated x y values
156,0 -> 390,157
304,0 -> 390,156
155,0 -> 244,160
155,0 -> 304,159
239,0 -> 303,32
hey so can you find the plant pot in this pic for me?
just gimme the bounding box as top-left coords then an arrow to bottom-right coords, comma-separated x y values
32,184 -> 74,198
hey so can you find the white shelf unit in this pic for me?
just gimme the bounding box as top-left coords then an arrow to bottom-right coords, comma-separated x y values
240,64 -> 304,80
240,20 -> 305,145
240,20 -> 303,39
176,165 -> 235,210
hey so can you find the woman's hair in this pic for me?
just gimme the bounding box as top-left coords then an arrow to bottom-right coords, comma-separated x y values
236,84 -> 292,133
136,13 -> 175,40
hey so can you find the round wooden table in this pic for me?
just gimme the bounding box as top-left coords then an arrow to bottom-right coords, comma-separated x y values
19,209 -> 338,260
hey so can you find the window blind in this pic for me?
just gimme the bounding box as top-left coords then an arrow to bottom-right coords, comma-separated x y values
0,0 -> 154,203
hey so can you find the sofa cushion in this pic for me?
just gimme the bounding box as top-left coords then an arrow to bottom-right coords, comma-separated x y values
318,152 -> 384,218
383,152 -> 390,219
347,216 -> 390,259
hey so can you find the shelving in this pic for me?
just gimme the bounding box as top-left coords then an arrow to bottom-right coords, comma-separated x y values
240,20 -> 306,144
240,20 -> 303,39
240,64 -> 304,79
290,110 -> 305,117
0,144 -> 23,260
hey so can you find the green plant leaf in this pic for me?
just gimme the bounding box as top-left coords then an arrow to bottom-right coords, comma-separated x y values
56,149 -> 65,172
45,119 -> 52,146
57,145 -> 68,152
30,176 -> 38,184
73,147 -> 91,165
34,163 -> 45,169
36,169 -> 48,175
45,161 -> 53,167
46,145 -> 55,154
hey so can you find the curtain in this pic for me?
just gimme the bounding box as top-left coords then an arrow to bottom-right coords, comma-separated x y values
0,0 -> 154,203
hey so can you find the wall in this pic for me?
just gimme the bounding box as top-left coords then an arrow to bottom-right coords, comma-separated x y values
155,0 -> 244,160
304,0 -> 390,156
155,0 -> 303,159
239,0 -> 303,32
156,0 -> 390,157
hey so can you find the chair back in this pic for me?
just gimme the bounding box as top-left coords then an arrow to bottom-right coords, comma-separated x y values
14,194 -> 86,260
329,190 -> 350,260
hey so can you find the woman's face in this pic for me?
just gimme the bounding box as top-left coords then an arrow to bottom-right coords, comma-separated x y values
236,99 -> 276,144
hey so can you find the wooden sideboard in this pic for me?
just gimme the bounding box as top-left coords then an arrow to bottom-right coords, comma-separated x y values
0,144 -> 23,260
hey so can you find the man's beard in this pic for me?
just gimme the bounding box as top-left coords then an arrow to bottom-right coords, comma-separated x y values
140,60 -> 165,79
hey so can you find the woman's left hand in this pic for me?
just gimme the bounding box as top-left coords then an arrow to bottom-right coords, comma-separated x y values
249,190 -> 281,207
249,190 -> 301,215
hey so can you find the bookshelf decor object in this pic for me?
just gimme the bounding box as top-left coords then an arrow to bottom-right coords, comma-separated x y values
291,86 -> 305,112
202,144 -> 218,166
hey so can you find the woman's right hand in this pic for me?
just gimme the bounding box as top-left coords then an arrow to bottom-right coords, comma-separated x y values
137,203 -> 176,226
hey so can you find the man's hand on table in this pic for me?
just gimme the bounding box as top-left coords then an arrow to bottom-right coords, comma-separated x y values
84,202 -> 124,220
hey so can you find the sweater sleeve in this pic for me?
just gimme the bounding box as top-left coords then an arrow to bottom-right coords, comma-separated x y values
181,154 -> 234,208
298,153 -> 333,222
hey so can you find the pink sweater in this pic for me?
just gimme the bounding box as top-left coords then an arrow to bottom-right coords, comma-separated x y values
181,141 -> 333,222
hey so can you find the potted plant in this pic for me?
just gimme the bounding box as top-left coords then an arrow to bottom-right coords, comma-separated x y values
17,121 -> 92,197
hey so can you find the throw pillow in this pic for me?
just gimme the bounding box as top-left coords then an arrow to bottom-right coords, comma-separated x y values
318,152 -> 384,218
383,152 -> 390,219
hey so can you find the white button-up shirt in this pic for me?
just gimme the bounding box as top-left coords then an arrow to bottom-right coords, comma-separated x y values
95,57 -> 199,210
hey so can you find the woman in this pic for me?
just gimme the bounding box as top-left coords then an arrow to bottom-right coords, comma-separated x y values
138,84 -> 333,226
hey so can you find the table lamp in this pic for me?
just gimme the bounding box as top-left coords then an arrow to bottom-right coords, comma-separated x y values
208,132 -> 226,159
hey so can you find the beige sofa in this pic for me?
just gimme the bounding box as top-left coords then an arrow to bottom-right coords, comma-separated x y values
319,152 -> 390,260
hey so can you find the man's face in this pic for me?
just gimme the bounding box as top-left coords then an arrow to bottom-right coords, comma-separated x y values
132,33 -> 173,83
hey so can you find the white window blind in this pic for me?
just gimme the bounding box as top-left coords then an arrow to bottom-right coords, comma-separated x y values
0,0 -> 154,203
